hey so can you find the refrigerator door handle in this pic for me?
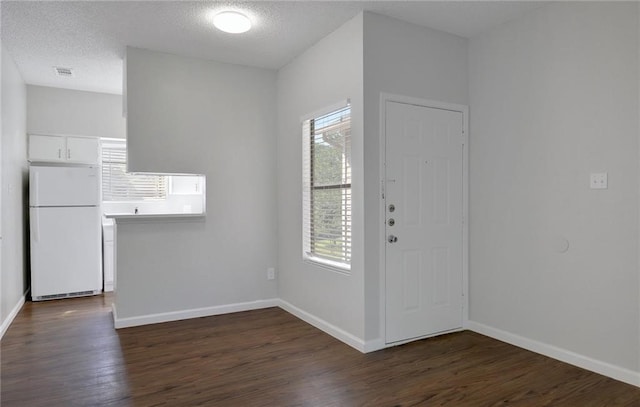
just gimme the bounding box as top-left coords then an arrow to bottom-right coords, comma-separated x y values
33,172 -> 39,206
31,209 -> 40,243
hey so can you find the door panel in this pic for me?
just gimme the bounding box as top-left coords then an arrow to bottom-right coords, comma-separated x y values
402,250 -> 421,311
385,101 -> 463,344
431,247 -> 448,306
403,155 -> 421,226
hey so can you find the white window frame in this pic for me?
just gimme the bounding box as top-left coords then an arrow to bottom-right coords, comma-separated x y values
302,101 -> 352,272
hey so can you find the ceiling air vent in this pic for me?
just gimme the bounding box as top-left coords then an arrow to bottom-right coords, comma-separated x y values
54,66 -> 74,77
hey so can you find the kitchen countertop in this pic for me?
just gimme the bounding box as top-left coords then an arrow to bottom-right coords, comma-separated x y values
104,212 -> 206,221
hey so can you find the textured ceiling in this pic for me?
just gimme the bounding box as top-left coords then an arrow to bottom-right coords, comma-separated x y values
1,1 -> 546,95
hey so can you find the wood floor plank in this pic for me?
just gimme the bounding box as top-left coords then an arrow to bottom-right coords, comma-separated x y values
2,294 -> 639,406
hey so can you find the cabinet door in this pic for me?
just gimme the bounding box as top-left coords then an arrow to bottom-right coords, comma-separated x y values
170,175 -> 204,195
28,135 -> 66,162
66,137 -> 99,164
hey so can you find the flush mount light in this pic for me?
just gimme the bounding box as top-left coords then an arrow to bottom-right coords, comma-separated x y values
213,11 -> 251,34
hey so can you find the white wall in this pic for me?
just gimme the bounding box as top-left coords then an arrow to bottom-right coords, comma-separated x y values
27,85 -> 125,139
126,47 -> 275,175
468,2 -> 639,376
362,12 -> 468,342
115,48 -> 278,320
1,45 -> 28,334
277,14 -> 365,342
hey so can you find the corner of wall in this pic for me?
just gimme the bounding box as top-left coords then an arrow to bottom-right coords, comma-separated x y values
362,10 -> 469,343
468,0 -> 640,382
276,11 -> 365,342
0,291 -> 26,339
466,320 -> 640,388
1,44 -> 29,334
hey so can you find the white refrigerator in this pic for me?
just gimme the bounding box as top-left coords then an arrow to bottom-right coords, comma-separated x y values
30,164 -> 102,301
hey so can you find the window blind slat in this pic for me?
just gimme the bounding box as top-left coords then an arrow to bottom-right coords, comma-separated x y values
101,141 -> 167,201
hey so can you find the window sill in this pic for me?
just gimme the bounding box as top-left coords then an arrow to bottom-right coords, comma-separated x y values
304,256 -> 351,275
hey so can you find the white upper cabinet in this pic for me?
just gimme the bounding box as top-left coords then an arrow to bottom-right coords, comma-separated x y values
29,135 -> 99,164
28,135 -> 66,162
65,137 -> 100,164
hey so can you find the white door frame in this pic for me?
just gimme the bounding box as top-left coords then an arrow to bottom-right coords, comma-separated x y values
379,93 -> 469,346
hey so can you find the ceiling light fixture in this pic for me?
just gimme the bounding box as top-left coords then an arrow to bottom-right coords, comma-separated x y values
213,11 -> 252,34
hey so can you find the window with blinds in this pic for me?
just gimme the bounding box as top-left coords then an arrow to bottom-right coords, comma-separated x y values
101,141 -> 167,201
302,104 -> 351,270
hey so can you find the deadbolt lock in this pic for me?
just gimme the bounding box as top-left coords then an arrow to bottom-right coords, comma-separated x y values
388,204 -> 395,213
388,218 -> 395,226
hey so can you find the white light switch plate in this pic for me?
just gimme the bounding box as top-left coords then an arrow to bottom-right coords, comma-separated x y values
590,172 -> 607,189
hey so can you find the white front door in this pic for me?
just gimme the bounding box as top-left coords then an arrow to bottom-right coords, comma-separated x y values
384,100 -> 464,344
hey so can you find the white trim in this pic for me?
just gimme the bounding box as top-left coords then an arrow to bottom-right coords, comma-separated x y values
301,103 -> 353,272
380,94 -> 468,115
300,99 -> 350,122
107,295 -> 640,388
111,302 -> 118,326
28,132 -> 98,140
0,292 -> 26,339
378,94 -> 387,347
637,4 -> 640,388
466,321 -> 640,388
379,93 -> 469,344
303,256 -> 351,275
277,299 -> 366,353
461,105 -> 470,326
363,338 -> 386,353
112,298 -> 279,329
364,328 -> 465,353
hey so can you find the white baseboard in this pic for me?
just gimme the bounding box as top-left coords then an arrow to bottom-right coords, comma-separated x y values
364,338 -> 386,353
111,302 -> 118,326
112,298 -> 279,329
0,292 -> 26,340
277,299 -> 367,353
466,320 -> 640,388
110,297 -> 640,389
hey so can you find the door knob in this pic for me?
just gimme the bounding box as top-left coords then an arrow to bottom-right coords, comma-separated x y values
388,218 -> 395,226
388,204 -> 395,213
388,235 -> 398,243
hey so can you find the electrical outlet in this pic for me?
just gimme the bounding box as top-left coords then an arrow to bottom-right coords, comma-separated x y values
590,172 -> 607,189
267,267 -> 275,280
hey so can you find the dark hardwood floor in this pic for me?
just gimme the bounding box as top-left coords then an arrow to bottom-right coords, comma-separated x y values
2,295 -> 639,406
